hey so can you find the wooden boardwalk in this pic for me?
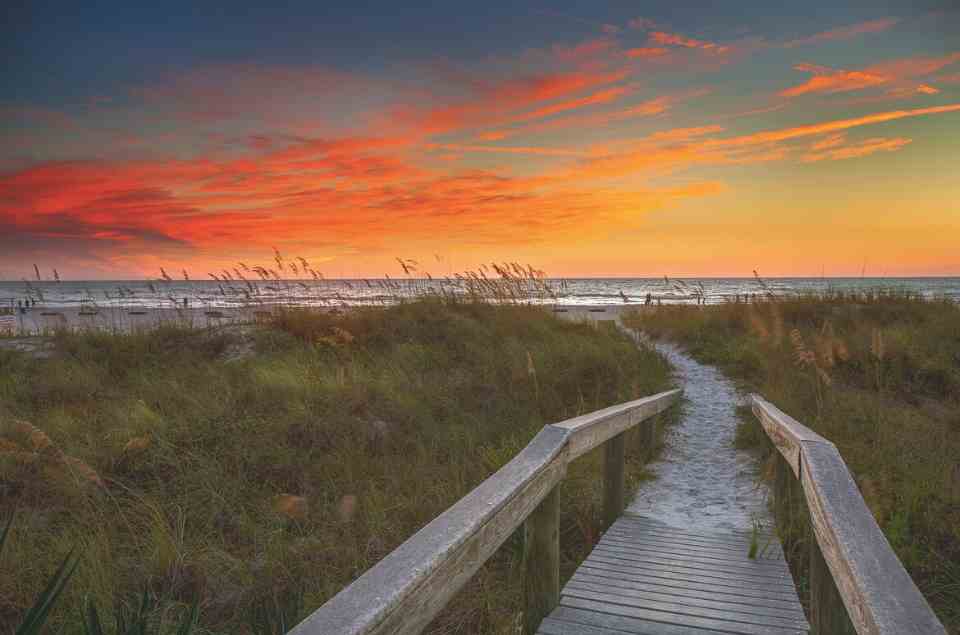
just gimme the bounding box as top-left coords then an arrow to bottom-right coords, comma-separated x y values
537,515 -> 809,634
290,388 -> 945,635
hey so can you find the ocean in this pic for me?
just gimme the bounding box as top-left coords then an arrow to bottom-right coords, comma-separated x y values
1,277 -> 958,310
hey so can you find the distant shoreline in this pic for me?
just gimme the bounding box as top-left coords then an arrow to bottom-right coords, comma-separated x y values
1,303 -> 641,335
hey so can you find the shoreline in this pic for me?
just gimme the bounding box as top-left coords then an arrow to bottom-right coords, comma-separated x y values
1,303 -> 649,335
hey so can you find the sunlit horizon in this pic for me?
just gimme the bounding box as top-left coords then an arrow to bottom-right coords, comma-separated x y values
3,2 -> 959,279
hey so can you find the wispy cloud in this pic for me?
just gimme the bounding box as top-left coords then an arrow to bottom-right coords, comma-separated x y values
802,135 -> 911,162
784,18 -> 899,48
778,53 -> 960,98
648,31 -> 731,54
561,103 -> 960,180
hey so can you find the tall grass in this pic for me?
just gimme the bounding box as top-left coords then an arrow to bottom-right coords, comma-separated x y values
0,299 -> 674,633
623,290 -> 960,630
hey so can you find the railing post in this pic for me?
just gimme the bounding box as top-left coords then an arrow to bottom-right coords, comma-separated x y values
523,485 -> 560,635
773,452 -> 791,541
603,432 -> 625,529
809,525 -> 857,635
640,416 -> 657,461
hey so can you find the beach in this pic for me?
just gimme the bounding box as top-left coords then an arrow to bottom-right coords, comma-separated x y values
2,302 -> 644,335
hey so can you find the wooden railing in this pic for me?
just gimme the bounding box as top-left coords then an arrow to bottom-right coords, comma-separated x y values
288,389 -> 682,635
751,395 -> 945,635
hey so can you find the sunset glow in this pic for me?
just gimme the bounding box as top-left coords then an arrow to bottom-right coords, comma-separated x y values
2,2 -> 959,278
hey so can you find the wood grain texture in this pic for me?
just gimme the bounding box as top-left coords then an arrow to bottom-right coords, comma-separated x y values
750,394 -> 828,477
524,485 -> 560,634
538,516 -> 809,635
801,441 -> 945,634
602,432 -> 625,530
809,518 -> 856,634
752,395 -> 946,635
551,389 -> 681,460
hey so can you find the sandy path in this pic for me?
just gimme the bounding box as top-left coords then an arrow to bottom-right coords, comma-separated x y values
626,340 -> 771,531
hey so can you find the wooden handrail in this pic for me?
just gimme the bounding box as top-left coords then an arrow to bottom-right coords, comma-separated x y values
289,388 -> 681,635
750,394 -> 945,635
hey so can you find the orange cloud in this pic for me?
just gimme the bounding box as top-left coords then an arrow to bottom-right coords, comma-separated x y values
426,143 -> 588,157
715,103 -> 960,146
779,64 -> 889,97
802,136 -> 911,162
779,53 -> 960,98
509,86 -> 632,124
473,91 -> 707,142
391,69 -> 629,135
648,31 -> 730,54
562,103 -> 960,180
784,18 -> 899,47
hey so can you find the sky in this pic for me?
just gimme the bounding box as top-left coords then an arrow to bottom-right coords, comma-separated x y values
1,1 -> 959,279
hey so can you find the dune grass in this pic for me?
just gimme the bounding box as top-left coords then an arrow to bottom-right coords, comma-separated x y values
0,300 -> 674,634
623,290 -> 960,630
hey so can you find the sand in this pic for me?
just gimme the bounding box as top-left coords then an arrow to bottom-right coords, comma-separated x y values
1,302 -> 651,336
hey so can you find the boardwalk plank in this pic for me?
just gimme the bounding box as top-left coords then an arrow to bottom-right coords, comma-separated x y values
537,517 -> 808,634
585,553 -> 797,590
567,575 -> 807,618
541,606 -> 729,634
592,542 -> 790,571
559,596 -> 806,635
592,549 -> 792,586
562,584 -> 809,630
599,534 -> 786,562
570,570 -> 805,611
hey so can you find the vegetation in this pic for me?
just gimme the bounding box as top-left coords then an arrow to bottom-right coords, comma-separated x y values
0,300 -> 674,634
623,290 -> 960,630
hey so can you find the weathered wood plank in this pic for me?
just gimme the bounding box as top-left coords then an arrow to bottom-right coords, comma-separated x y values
607,524 -> 759,547
561,584 -> 810,631
588,546 -> 794,580
809,519 -> 856,634
541,606 -> 729,635
639,416 -> 657,461
288,425 -> 569,635
600,533 -> 782,559
618,515 -> 760,540
551,389 -> 681,460
592,542 -> 788,572
800,441 -> 945,634
560,596 -> 808,635
750,394 -> 828,477
569,571 -> 806,614
602,431 -> 625,530
524,485 -> 561,635
752,395 -> 946,634
583,555 -> 798,591
576,563 -> 804,602
564,578 -> 807,622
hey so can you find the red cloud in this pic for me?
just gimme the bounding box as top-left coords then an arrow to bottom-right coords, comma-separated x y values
785,18 -> 899,48
390,69 -> 629,136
